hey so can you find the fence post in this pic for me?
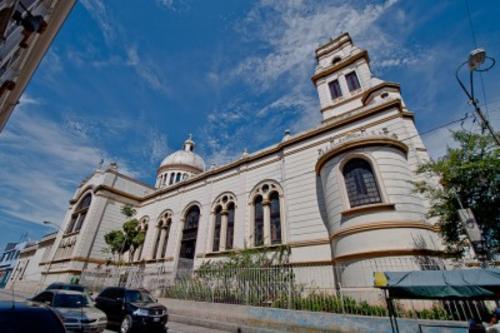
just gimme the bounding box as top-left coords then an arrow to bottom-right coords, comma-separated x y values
288,266 -> 292,310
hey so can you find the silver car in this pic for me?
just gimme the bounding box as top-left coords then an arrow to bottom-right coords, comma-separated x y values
31,289 -> 107,332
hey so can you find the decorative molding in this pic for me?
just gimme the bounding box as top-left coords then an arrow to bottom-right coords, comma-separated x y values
340,203 -> 395,217
144,257 -> 174,263
157,163 -> 203,175
315,136 -> 408,174
288,238 -> 331,248
361,82 -> 401,105
330,220 -> 438,241
41,269 -> 82,275
311,50 -> 369,83
315,32 -> 352,59
333,249 -> 444,263
69,185 -> 94,205
93,185 -> 142,203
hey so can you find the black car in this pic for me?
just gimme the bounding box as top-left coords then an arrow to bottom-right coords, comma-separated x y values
0,300 -> 67,333
47,282 -> 87,293
94,287 -> 168,333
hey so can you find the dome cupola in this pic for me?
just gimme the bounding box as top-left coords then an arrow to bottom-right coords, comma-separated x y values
156,135 -> 205,189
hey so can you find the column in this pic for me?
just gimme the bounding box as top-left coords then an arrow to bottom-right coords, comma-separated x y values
156,228 -> 166,259
219,210 -> 228,251
263,199 -> 271,246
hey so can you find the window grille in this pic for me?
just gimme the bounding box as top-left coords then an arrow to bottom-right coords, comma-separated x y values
343,159 -> 381,207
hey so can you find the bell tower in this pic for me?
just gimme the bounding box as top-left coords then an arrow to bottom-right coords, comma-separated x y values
312,33 -> 383,121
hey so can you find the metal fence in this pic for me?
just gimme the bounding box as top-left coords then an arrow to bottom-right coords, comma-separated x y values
78,258 -> 493,322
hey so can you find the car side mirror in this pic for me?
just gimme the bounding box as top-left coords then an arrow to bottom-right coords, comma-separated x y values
116,297 -> 123,303
44,300 -> 52,305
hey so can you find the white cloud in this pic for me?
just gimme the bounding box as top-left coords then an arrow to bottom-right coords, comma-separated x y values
201,0 -> 407,164
126,46 -> 169,94
145,130 -> 170,164
0,98 -> 139,228
80,0 -> 116,45
156,0 -> 174,10
78,1 -> 170,94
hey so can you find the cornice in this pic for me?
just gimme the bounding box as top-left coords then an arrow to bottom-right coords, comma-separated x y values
315,136 -> 408,174
341,203 -> 395,217
315,33 -> 352,59
311,50 -> 369,83
333,249 -> 444,263
361,82 -> 401,105
330,220 -> 438,241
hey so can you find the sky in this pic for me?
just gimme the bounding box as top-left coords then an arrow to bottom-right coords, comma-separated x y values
0,0 -> 499,250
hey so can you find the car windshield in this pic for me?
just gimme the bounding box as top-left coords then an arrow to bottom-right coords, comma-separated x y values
125,290 -> 154,303
53,294 -> 89,308
48,284 -> 85,292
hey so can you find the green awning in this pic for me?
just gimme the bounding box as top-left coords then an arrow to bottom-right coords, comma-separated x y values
374,269 -> 500,300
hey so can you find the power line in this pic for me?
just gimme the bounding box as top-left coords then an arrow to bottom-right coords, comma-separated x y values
465,0 -> 478,48
400,113 -> 470,142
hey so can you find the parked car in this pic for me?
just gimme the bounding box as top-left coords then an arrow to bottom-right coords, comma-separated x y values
46,282 -> 94,298
30,289 -> 107,332
94,287 -> 168,333
0,300 -> 67,333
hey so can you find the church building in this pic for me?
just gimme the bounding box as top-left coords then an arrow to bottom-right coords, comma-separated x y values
9,33 -> 443,293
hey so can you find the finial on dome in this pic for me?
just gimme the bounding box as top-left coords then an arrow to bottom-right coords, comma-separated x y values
183,134 -> 195,152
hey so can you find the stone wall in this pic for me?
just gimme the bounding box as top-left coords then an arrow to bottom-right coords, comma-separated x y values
159,298 -> 468,333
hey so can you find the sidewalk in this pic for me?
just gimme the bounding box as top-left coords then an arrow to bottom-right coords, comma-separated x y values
0,288 -> 31,301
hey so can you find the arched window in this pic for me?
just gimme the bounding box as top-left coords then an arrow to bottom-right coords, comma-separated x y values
175,172 -> 181,183
249,180 -> 285,247
179,206 -> 200,261
169,173 -> 175,185
153,212 -> 172,260
212,206 -> 222,252
226,203 -> 235,250
343,158 -> 381,208
183,173 -> 188,180
269,192 -> 281,244
67,194 -> 91,233
332,56 -> 342,65
254,196 -> 264,247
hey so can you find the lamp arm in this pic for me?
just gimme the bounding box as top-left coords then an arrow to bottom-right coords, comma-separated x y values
455,61 -> 473,101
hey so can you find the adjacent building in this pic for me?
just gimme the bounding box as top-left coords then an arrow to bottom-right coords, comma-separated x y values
8,33 -> 444,296
0,0 -> 75,132
0,240 -> 33,288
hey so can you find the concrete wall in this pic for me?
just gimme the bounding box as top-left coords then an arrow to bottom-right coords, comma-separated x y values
159,298 -> 468,333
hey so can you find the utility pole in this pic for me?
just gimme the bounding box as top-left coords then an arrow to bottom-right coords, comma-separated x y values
455,48 -> 499,145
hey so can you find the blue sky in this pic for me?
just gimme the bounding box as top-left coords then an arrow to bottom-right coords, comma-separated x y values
1,0 -> 500,249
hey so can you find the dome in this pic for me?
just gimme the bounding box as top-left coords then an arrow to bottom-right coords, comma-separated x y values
159,136 -> 205,173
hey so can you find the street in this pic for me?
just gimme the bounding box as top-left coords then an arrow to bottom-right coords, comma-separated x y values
0,289 -> 229,333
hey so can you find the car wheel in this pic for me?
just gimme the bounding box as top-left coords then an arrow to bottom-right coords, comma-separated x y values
120,315 -> 133,333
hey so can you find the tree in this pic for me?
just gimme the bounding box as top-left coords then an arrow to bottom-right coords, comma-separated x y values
103,205 -> 145,263
103,230 -> 125,262
415,130 -> 500,256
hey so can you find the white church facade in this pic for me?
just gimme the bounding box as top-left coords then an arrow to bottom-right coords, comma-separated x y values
9,33 -> 443,293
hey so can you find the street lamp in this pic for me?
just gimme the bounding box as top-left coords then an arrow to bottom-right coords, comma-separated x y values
42,220 -> 63,286
43,220 -> 62,232
455,48 -> 499,145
